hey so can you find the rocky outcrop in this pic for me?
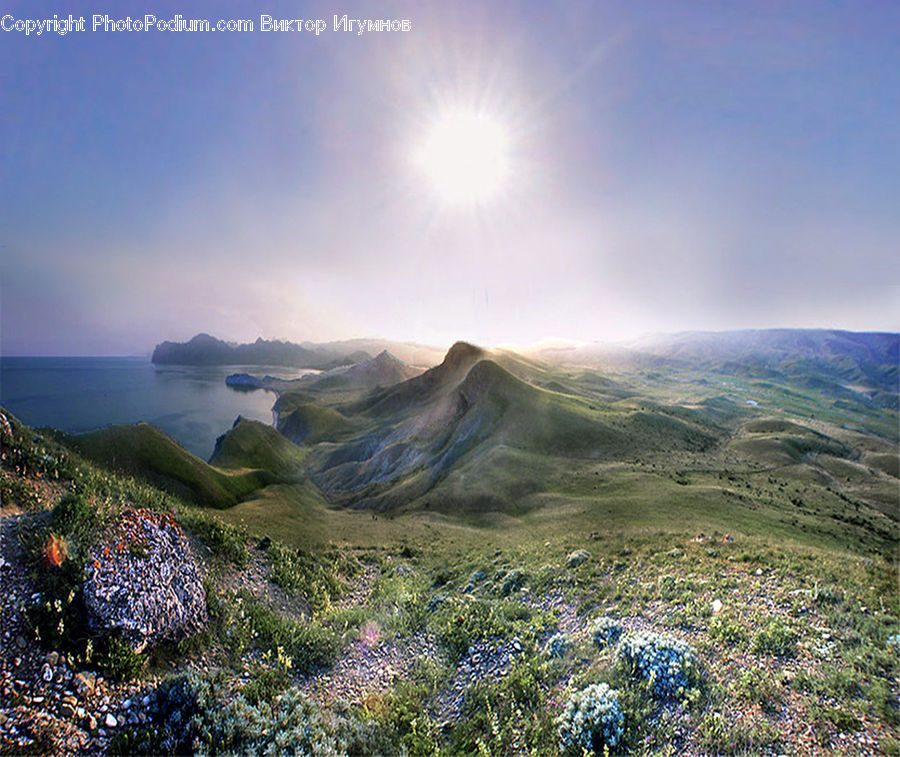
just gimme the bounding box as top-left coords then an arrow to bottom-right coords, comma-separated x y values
82,509 -> 206,652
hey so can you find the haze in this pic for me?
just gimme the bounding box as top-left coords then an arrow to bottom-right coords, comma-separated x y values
2,0 -> 898,356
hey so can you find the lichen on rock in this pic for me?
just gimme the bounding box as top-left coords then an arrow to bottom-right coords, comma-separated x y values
82,508 -> 206,651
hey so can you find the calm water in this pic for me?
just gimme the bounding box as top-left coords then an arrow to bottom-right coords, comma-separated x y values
0,358 -> 306,460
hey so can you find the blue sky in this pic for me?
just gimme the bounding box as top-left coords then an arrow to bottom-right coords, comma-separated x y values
2,0 -> 898,355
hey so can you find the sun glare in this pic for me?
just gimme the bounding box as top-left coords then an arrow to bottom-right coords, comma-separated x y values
412,109 -> 512,207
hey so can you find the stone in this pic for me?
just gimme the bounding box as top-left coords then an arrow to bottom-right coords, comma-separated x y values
105,713 -> 117,728
565,550 -> 591,568
711,599 -> 723,614
82,509 -> 207,651
41,664 -> 54,682
74,672 -> 96,696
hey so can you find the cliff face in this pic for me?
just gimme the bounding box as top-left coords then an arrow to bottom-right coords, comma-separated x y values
151,334 -> 366,369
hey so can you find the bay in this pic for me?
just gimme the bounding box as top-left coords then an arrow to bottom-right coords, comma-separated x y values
0,357 -> 308,460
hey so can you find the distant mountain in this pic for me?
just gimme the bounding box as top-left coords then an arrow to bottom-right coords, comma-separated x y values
151,333 -> 361,368
632,329 -> 898,407
299,339 -> 446,368
152,333 -> 444,369
304,351 -> 423,393
631,329 -> 897,368
538,329 -> 898,404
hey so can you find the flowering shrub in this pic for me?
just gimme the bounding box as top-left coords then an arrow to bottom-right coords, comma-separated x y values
546,632 -> 568,658
555,683 -> 625,754
590,616 -> 623,649
109,672 -> 394,756
618,631 -> 700,699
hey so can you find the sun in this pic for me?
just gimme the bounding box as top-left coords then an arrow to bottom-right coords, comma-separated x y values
411,109 -> 512,207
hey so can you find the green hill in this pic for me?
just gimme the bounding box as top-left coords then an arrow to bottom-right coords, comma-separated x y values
208,417 -> 307,477
65,423 -> 272,508
307,349 -> 729,511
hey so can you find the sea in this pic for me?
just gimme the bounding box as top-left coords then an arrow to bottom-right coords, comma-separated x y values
0,357 -> 311,460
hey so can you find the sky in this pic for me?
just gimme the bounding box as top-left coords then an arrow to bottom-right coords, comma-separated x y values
1,0 -> 898,356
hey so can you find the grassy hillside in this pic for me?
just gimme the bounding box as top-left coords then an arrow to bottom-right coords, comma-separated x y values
208,417 -> 308,477
65,423 -> 272,508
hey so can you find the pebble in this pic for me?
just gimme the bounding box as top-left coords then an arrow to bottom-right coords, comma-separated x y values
41,664 -> 54,682
105,713 -> 118,728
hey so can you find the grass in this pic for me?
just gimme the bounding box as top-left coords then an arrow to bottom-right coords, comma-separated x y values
207,417 -> 308,476
65,423 -> 272,508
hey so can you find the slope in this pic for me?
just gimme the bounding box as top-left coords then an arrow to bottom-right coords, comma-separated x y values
307,345 -> 724,511
208,417 -> 307,478
65,423 -> 272,508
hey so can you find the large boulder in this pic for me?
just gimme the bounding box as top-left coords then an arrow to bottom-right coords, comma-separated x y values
83,508 -> 206,651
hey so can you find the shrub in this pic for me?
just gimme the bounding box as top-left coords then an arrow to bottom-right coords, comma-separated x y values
242,595 -> 339,674
431,596 -> 535,660
708,613 -> 747,645
109,672 -> 357,756
178,511 -> 249,569
590,616 -> 623,649
697,710 -> 777,755
265,541 -> 354,611
751,619 -> 797,656
241,666 -> 290,705
546,632 -> 568,659
618,631 -> 701,700
453,656 -> 555,755
732,669 -> 781,712
556,683 -> 625,754
565,549 -> 591,568
99,636 -> 147,682
49,493 -> 98,541
500,569 -> 527,596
